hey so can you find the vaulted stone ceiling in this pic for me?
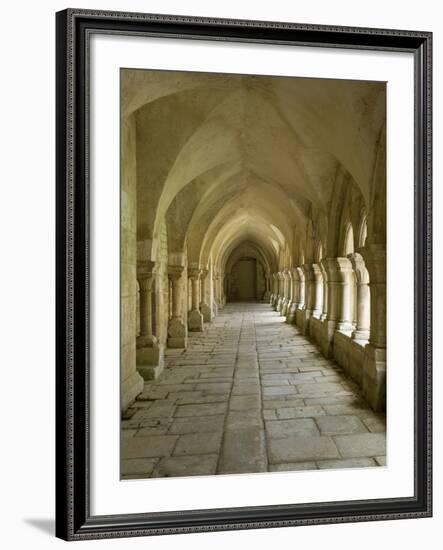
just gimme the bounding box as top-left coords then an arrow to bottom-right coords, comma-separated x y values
122,69 -> 385,273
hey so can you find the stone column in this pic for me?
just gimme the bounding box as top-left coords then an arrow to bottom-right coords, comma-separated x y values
296,267 -> 305,310
281,269 -> 291,317
188,268 -> 204,331
301,264 -> 316,334
348,252 -> 370,343
312,263 -> 324,319
217,272 -> 224,310
213,273 -> 220,313
321,257 -> 354,356
271,273 -> 278,307
361,245 -> 386,411
273,273 -> 279,310
212,274 -> 218,317
218,271 -> 226,307
167,266 -> 187,348
263,274 -> 271,302
319,260 -> 328,321
276,272 -> 284,312
199,269 -> 212,322
136,261 -> 156,349
286,267 -> 299,323
136,260 -> 164,380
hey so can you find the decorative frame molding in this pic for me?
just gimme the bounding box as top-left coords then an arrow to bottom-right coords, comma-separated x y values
55,8 -> 432,541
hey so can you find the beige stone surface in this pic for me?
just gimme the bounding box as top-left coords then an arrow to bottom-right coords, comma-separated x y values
121,304 -> 386,479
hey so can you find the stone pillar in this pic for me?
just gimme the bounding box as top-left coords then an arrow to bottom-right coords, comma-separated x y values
275,272 -> 280,311
136,260 -> 164,380
348,252 -> 370,343
188,268 -> 204,331
167,266 -> 187,348
321,257 -> 354,356
286,267 -> 299,323
302,263 -> 323,321
361,245 -> 386,411
212,274 -> 218,317
296,267 -> 305,308
281,270 -> 291,316
219,271 -> 226,307
277,271 -> 285,315
137,261 -> 156,349
312,263 -> 324,319
271,273 -> 278,307
199,269 -> 212,322
320,261 -> 328,321
263,274 -> 271,302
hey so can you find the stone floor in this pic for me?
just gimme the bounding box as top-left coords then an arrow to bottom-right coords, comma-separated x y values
121,302 -> 386,479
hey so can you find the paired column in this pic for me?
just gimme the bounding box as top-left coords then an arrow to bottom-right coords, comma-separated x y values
188,268 -> 204,331
212,273 -> 219,316
361,245 -> 386,411
136,260 -> 156,349
271,273 -> 278,307
276,272 -> 284,312
263,274 -> 271,302
136,260 -> 163,380
319,260 -> 328,321
199,269 -> 212,322
286,267 -> 299,323
302,263 -> 323,323
167,266 -> 187,348
348,252 -> 370,342
320,257 -> 354,356
281,269 -> 291,317
324,257 -> 354,333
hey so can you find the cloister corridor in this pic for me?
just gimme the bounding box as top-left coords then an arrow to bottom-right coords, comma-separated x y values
121,302 -> 386,479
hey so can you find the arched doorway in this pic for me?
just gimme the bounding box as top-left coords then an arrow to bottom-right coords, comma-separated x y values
229,257 -> 257,300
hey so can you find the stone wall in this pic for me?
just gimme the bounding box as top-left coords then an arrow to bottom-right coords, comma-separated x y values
121,116 -> 144,410
155,218 -> 169,346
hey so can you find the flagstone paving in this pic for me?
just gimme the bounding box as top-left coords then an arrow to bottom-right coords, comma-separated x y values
121,302 -> 386,479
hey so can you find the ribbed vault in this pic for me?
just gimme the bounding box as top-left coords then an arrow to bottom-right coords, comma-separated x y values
121,67 -> 387,414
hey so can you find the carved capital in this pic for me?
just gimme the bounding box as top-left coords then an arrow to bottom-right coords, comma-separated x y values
168,265 -> 184,281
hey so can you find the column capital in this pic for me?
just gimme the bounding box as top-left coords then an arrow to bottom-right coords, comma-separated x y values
290,267 -> 300,280
137,260 -> 156,280
322,257 -> 353,281
302,263 -> 322,280
187,268 -> 201,280
360,244 -> 386,283
295,266 -> 305,281
200,269 -> 209,280
168,265 -> 184,281
347,252 -> 370,284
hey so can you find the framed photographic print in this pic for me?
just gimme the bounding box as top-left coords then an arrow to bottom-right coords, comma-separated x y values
55,8 -> 432,541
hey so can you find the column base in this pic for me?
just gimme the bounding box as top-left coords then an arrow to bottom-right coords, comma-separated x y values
121,369 -> 144,411
212,301 -> 218,317
352,328 -> 370,342
167,318 -> 187,348
200,302 -> 212,323
188,309 -> 204,331
286,303 -> 297,324
363,344 -> 386,412
281,299 -> 290,317
263,291 -> 271,302
136,334 -> 157,349
136,342 -> 164,381
320,319 -> 337,358
336,321 -> 354,334
302,308 -> 313,335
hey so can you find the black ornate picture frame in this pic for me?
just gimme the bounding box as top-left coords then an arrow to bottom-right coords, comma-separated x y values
55,8 -> 432,541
